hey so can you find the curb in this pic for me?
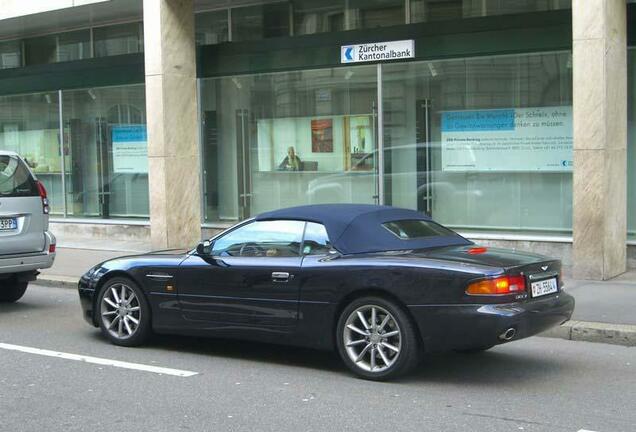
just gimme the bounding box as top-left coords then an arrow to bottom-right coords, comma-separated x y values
33,276 -> 77,290
540,320 -> 636,347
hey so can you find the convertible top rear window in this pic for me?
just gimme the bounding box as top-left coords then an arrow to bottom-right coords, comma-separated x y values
382,220 -> 456,240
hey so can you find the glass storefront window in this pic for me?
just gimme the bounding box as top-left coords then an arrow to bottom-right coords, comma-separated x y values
381,52 -> 573,234
293,0 -> 345,35
196,10 -> 229,45
200,65 -> 379,222
348,0 -> 405,29
410,0 -> 571,23
231,2 -> 291,41
24,30 -> 90,65
0,92 -> 64,215
0,86 -> 148,220
61,85 -> 148,219
0,40 -> 22,69
203,51 -> 573,235
93,22 -> 143,57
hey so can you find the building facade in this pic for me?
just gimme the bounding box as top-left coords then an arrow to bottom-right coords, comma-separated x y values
0,0 -> 631,279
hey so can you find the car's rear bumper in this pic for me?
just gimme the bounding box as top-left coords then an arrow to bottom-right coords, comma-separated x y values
408,291 -> 575,352
0,231 -> 56,275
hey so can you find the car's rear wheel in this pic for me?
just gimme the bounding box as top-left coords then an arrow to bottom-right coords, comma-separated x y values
97,277 -> 150,347
0,279 -> 28,303
336,296 -> 420,381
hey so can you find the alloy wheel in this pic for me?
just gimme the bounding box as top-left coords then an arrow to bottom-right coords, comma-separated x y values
343,305 -> 402,373
100,283 -> 141,340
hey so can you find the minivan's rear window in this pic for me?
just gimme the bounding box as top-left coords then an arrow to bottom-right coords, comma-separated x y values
382,220 -> 457,239
0,156 -> 38,197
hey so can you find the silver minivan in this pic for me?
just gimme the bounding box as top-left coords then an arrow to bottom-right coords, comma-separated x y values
0,151 -> 56,302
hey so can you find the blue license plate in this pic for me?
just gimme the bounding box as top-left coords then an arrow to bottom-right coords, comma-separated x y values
0,217 -> 17,231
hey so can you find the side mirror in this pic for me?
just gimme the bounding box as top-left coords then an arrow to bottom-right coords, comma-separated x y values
196,240 -> 212,255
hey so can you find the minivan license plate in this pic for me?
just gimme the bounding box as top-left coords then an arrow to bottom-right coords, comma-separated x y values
531,278 -> 558,297
0,217 -> 17,231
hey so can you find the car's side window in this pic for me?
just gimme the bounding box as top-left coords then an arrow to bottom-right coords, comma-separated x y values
0,156 -> 37,197
302,222 -> 332,256
212,220 -> 305,258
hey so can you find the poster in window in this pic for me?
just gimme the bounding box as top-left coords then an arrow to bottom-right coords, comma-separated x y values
112,125 -> 148,174
440,106 -> 572,172
311,119 -> 333,153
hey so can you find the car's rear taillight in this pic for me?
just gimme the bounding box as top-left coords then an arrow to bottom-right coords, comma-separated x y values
466,275 -> 526,295
36,180 -> 49,214
49,243 -> 56,253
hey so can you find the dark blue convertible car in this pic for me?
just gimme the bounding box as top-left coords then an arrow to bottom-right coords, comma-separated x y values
78,204 -> 574,380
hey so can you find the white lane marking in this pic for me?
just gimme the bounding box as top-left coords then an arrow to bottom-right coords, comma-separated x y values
0,342 -> 198,377
578,430 -> 598,432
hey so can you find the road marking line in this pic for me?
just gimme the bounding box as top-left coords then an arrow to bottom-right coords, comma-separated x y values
578,430 -> 598,432
0,342 -> 198,377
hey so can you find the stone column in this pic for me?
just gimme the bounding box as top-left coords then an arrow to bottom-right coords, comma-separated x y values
572,0 -> 627,280
143,0 -> 201,249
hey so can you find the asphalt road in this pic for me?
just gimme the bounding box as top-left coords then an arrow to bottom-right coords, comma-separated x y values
1,285 -> 634,432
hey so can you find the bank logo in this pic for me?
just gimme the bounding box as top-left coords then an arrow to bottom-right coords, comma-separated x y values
341,46 -> 356,63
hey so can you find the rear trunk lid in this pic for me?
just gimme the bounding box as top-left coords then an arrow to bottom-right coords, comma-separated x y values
418,244 -> 562,296
0,155 -> 46,255
417,245 -> 558,272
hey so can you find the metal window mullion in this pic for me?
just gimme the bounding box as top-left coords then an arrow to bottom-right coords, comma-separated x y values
56,35 -> 61,63
89,27 -> 95,58
289,2 -> 294,37
57,90 -> 68,218
20,40 -> 25,67
228,8 -> 233,42
405,0 -> 410,24
376,63 -> 385,205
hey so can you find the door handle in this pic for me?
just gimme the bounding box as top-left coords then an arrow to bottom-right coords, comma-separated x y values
272,272 -> 290,282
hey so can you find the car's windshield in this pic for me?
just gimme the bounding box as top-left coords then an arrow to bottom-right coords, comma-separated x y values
0,155 -> 38,197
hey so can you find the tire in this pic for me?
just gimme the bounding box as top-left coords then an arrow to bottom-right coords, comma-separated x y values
336,296 -> 420,381
0,279 -> 28,303
96,277 -> 151,347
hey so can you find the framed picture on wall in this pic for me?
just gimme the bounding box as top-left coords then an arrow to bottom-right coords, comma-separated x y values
345,115 -> 374,171
311,119 -> 333,153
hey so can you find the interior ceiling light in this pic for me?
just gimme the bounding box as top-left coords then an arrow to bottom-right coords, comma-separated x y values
428,62 -> 438,77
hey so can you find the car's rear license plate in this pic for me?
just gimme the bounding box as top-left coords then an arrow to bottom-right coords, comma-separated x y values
0,217 -> 17,231
531,277 -> 558,297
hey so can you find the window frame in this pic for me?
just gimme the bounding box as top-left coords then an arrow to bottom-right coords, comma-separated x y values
210,218 -> 307,258
300,221 -> 333,256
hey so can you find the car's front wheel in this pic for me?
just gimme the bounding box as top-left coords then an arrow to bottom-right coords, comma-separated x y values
97,277 -> 151,347
0,279 -> 27,303
336,296 -> 420,381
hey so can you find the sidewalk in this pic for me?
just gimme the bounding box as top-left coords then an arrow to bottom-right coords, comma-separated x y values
35,240 -> 636,348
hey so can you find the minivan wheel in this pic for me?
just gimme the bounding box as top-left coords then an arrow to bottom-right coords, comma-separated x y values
0,280 -> 28,303
336,296 -> 420,381
97,277 -> 151,347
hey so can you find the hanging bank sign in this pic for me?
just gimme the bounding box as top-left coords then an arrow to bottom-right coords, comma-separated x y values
341,40 -> 415,64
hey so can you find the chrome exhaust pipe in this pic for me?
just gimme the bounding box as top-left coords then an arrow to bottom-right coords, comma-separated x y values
499,328 -> 516,341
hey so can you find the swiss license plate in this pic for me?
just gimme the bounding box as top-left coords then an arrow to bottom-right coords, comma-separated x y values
531,277 -> 558,298
0,217 -> 17,231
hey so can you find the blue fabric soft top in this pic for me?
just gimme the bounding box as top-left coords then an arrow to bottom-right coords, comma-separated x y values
255,204 -> 473,255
